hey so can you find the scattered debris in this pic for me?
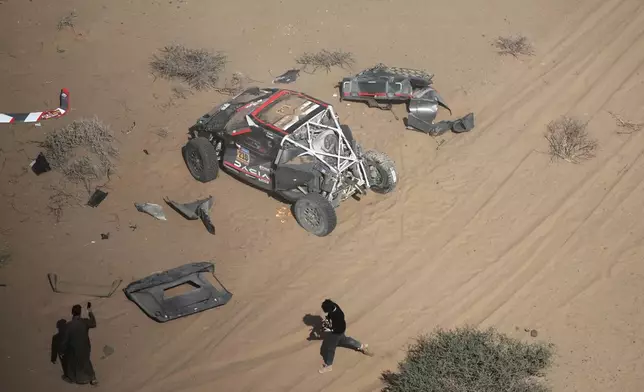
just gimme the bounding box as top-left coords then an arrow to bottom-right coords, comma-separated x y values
545,116 -> 597,163
410,112 -> 475,137
101,345 -> 115,359
87,189 -> 108,208
493,35 -> 535,58
128,224 -> 138,231
100,233 -> 110,240
150,44 -> 227,91
276,206 -> 292,223
165,196 -> 215,235
0,88 -> 69,124
340,64 -> 475,136
135,202 -> 167,221
47,272 -> 122,298
273,69 -> 300,84
123,262 -> 233,323
30,152 -> 52,175
608,111 -> 643,134
57,11 -> 78,31
143,149 -> 149,155
123,121 -> 136,135
296,49 -> 354,73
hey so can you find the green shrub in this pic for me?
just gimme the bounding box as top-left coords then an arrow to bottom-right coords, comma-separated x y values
381,326 -> 555,392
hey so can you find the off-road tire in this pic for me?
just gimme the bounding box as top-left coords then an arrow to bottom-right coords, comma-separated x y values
371,64 -> 433,82
364,150 -> 397,194
293,194 -> 337,237
183,137 -> 219,183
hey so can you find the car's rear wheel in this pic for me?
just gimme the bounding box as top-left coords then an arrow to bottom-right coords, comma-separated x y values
183,137 -> 219,183
293,194 -> 337,237
364,150 -> 397,194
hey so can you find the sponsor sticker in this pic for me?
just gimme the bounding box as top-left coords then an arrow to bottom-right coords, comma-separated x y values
236,147 -> 250,165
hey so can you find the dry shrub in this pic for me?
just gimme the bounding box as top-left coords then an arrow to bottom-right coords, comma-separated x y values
47,184 -> 83,222
608,111 -> 643,134
171,85 -> 193,100
545,116 -> 597,163
214,72 -> 251,95
150,44 -> 227,91
381,326 -> 555,392
40,117 -> 118,190
57,11 -> 78,31
296,49 -> 355,73
494,35 -> 535,58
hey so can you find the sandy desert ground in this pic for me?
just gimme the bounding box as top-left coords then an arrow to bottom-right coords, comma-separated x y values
1,0 -> 644,391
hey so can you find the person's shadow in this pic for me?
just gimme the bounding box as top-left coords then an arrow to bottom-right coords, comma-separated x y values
303,313 -> 327,360
51,319 -> 68,379
303,314 -> 325,341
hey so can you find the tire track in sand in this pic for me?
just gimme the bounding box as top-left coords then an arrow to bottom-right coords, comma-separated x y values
351,0 -> 642,309
327,0 -> 644,363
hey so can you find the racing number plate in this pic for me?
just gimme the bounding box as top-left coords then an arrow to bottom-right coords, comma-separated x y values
236,147 -> 250,165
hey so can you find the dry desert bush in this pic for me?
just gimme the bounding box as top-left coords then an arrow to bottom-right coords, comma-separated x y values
150,44 -> 227,91
608,111 -> 643,134
213,72 -> 253,95
57,11 -> 78,31
545,116 -> 597,163
494,35 -> 535,58
40,117 -> 118,190
295,49 -> 355,73
47,184 -> 84,222
381,326 -> 555,392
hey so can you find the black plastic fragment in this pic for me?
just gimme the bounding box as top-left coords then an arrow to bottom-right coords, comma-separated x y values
165,196 -> 215,235
31,152 -> 51,175
87,189 -> 108,207
451,112 -> 475,133
273,69 -> 300,84
123,262 -> 232,323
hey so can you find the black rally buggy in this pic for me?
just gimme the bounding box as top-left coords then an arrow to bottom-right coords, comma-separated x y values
182,87 -> 398,237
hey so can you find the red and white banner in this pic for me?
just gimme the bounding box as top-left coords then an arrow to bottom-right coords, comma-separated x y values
0,88 -> 70,124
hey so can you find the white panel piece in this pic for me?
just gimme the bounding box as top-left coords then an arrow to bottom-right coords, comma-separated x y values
0,114 -> 14,123
303,104 -> 320,115
25,112 -> 42,122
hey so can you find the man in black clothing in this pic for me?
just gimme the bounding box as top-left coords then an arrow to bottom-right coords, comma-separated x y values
60,302 -> 98,385
319,299 -> 372,374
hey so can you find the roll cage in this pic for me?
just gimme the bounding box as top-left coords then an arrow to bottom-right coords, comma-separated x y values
277,105 -> 371,199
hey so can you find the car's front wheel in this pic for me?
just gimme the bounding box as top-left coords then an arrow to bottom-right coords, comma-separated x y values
276,188 -> 306,203
293,194 -> 337,237
364,150 -> 398,194
183,137 -> 219,183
